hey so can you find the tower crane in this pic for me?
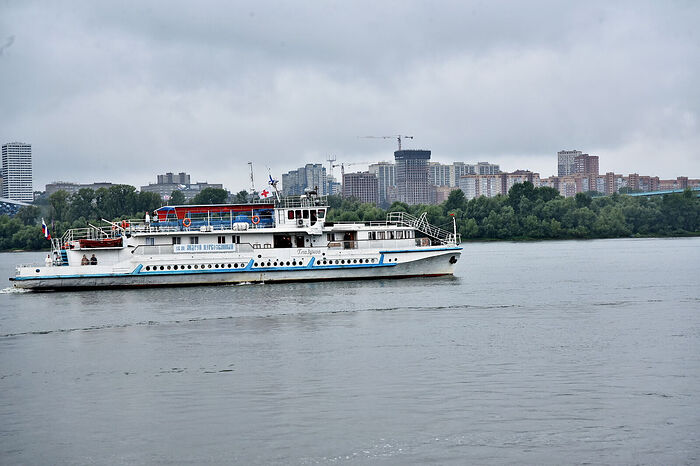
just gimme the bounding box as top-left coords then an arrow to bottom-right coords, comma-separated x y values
332,161 -> 370,180
360,135 -> 414,151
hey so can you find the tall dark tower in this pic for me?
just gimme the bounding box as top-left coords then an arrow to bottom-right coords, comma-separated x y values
394,150 -> 431,205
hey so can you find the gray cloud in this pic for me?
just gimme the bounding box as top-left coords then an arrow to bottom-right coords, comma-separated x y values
1,0 -> 698,191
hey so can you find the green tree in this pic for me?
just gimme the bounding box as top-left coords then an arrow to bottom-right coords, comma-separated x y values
69,188 -> 96,220
136,191 -> 163,214
444,189 -> 467,212
16,205 -> 40,226
233,190 -> 249,204
169,190 -> 186,205
191,188 -> 228,205
49,190 -> 70,222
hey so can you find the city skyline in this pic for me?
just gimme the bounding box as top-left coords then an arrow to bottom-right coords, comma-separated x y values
1,2 -> 699,190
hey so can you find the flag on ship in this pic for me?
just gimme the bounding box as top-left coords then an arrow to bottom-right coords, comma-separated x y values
41,218 -> 51,240
259,189 -> 272,199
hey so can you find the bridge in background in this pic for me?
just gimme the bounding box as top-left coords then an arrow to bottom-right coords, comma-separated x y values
0,197 -> 31,217
625,186 -> 700,197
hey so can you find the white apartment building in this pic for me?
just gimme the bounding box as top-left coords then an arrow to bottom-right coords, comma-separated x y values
368,162 -> 395,206
2,142 -> 33,203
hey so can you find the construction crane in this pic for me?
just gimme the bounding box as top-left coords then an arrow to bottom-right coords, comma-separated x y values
332,161 -> 370,183
360,135 -> 414,151
327,154 -> 337,179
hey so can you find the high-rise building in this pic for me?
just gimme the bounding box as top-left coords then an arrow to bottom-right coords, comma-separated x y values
157,172 -> 191,185
503,170 -> 540,194
574,154 -> 599,176
1,142 -> 33,202
557,150 -> 582,176
395,150 -> 431,205
458,174 -> 505,200
476,162 -> 500,175
141,172 -> 222,201
428,162 -> 453,187
453,162 -> 476,183
368,162 -> 395,206
342,172 -> 379,205
282,164 -> 327,196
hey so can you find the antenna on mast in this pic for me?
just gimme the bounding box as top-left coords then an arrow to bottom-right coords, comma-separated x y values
248,162 -> 255,192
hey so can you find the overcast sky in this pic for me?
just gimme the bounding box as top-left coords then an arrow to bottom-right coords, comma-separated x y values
1,0 -> 698,192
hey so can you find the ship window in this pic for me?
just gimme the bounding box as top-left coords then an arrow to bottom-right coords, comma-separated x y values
397,231 -> 404,239
378,232 -> 385,240
303,210 -> 309,219
295,210 -> 301,219
288,210 -> 294,220
327,233 -> 335,242
187,265 -> 192,269
146,237 -> 155,246
189,236 -> 199,244
217,236 -> 226,244
234,263 -> 238,268
369,232 -> 376,240
172,237 -> 181,245
317,209 -> 325,218
389,231 -> 395,239
167,265 -> 172,270
232,235 -> 240,244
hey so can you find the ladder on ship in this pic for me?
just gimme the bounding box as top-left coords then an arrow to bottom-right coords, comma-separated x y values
386,211 -> 460,245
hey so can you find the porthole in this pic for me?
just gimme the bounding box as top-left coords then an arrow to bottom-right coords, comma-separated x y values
371,259 -> 376,263
286,261 -> 290,266
353,259 -> 357,264
35,269 -> 40,273
234,263 -> 238,268
173,265 -> 178,270
208,264 -> 212,269
159,266 -> 164,270
273,262 -> 278,266
292,261 -> 297,266
194,264 -> 198,269
227,264 -> 231,268
214,264 -> 219,268
335,260 -> 339,264
258,254 -> 262,258
341,260 -> 345,264
145,266 -> 150,271
267,262 -> 271,267
187,265 -> 192,269
254,262 -> 258,267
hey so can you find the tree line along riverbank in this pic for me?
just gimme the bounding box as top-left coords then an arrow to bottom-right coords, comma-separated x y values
1,182 -> 698,251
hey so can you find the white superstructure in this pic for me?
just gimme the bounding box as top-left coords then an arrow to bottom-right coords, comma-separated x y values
12,195 -> 461,290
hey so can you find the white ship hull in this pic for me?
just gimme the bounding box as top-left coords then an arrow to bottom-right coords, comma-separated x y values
12,247 -> 460,290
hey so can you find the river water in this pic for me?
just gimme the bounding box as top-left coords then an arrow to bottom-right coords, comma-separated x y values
0,238 -> 699,465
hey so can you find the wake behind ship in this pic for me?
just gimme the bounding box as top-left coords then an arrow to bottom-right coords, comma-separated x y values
11,194 -> 461,290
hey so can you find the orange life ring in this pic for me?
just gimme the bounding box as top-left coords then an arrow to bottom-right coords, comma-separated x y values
251,215 -> 260,225
182,217 -> 191,227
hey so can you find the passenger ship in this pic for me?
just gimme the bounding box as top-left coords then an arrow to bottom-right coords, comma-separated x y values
11,195 -> 461,290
